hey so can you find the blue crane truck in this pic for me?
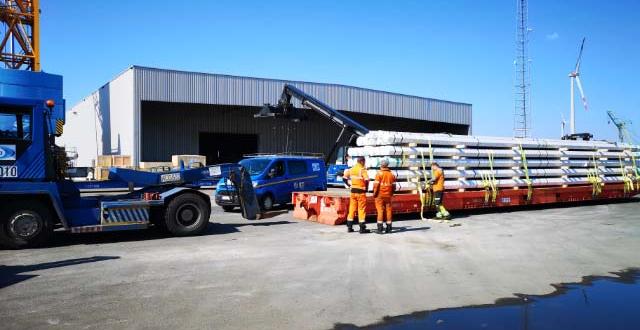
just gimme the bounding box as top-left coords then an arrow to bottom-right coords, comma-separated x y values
0,69 -> 258,248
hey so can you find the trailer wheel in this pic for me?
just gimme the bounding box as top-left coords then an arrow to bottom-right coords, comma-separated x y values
221,205 -> 235,212
164,193 -> 210,236
0,202 -> 54,249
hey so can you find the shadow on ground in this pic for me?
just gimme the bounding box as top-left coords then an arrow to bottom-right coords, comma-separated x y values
0,256 -> 120,289
17,219 -> 296,249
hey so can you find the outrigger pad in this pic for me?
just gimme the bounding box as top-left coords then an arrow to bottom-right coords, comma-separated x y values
229,166 -> 260,220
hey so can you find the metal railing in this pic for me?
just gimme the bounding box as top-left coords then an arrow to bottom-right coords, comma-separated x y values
243,152 -> 324,159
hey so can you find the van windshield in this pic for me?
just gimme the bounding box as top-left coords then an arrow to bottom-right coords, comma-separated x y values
239,158 -> 271,176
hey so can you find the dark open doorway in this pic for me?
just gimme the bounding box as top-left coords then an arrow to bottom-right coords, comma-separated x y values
199,132 -> 258,164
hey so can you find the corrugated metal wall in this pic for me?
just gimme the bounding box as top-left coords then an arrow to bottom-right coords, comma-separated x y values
133,66 -> 472,126
140,101 -> 466,162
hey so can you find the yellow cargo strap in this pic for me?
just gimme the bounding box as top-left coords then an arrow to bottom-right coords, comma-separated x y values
488,152 -> 498,202
480,152 -> 498,204
480,171 -> 491,204
519,145 -> 533,202
632,153 -> 640,190
401,150 -> 407,168
587,153 -> 603,197
619,155 -> 634,195
418,150 -> 431,220
426,140 -> 435,207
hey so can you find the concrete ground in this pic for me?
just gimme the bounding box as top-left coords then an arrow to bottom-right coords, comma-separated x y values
1,197 -> 639,330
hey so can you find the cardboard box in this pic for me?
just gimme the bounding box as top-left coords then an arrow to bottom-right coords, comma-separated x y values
97,155 -> 113,167
171,155 -> 206,168
94,167 -> 111,180
112,155 -> 131,167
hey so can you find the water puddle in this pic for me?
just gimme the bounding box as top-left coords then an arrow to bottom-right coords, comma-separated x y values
335,268 -> 639,330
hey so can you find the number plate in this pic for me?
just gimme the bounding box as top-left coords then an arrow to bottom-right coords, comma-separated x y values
0,165 -> 18,178
221,195 -> 231,201
160,173 -> 181,183
209,166 -> 221,176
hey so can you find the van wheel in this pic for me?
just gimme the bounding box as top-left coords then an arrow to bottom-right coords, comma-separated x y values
164,193 -> 210,236
260,194 -> 274,211
222,205 -> 235,212
0,202 -> 54,249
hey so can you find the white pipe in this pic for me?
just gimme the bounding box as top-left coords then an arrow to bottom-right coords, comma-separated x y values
356,131 -> 635,151
380,176 -> 625,192
349,157 -> 635,169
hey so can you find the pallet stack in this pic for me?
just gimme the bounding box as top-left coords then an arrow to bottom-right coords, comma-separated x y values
95,155 -> 132,180
347,131 -> 640,193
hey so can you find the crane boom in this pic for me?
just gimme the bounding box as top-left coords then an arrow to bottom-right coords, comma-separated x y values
607,110 -> 633,143
255,84 -> 370,164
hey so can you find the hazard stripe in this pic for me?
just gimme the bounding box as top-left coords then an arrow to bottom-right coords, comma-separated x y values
103,206 -> 150,224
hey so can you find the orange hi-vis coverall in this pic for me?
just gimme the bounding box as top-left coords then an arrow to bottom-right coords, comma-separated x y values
432,168 -> 445,193
343,162 -> 369,223
373,168 -> 396,223
431,167 -> 450,219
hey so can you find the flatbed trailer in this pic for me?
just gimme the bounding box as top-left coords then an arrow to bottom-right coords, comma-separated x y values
292,184 -> 637,225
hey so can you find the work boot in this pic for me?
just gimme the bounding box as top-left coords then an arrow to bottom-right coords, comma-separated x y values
359,223 -> 371,234
347,221 -> 355,233
385,223 -> 392,233
377,223 -> 384,234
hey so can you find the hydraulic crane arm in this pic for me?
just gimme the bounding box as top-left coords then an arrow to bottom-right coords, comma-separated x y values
255,84 -> 369,164
277,84 -> 369,137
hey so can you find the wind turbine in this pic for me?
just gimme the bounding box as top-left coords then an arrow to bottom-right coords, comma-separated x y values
569,38 -> 588,134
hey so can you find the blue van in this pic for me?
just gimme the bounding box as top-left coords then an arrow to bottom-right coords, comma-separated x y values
326,164 -> 349,187
215,155 -> 327,211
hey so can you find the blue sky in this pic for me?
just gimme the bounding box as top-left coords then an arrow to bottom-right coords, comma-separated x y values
40,0 -> 639,141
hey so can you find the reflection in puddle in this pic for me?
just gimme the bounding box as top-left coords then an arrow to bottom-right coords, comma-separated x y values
335,268 -> 639,330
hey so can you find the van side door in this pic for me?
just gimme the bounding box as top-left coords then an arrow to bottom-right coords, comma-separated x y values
265,160 -> 287,203
287,160 -> 308,192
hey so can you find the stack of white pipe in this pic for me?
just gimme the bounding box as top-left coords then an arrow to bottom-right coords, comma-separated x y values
346,131 -> 640,191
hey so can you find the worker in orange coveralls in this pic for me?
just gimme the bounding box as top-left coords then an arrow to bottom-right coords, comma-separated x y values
373,159 -> 396,234
343,157 -> 371,233
430,161 -> 451,221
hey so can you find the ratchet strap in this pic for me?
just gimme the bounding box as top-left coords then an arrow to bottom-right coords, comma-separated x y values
632,152 -> 640,191
619,155 -> 634,195
480,152 -> 498,204
426,140 -> 435,207
587,153 -> 603,197
519,145 -> 533,202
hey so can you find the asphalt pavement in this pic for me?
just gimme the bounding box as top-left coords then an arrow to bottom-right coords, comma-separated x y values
1,197 -> 639,329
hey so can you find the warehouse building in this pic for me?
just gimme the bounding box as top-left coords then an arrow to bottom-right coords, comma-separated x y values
63,66 -> 472,167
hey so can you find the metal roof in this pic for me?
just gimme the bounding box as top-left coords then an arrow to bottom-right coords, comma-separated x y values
131,66 -> 472,126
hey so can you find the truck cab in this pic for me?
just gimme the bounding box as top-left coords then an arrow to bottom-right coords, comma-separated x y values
216,155 -> 327,211
0,69 -> 259,248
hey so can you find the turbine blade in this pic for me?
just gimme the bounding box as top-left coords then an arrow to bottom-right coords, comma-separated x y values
575,76 -> 588,111
575,37 -> 586,72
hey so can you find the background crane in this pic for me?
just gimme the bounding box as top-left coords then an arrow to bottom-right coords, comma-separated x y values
607,110 -> 636,144
0,0 -> 40,71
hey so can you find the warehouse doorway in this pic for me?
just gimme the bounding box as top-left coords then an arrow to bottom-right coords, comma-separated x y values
199,133 -> 258,164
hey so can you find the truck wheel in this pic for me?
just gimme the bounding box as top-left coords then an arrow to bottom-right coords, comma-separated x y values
260,193 -> 274,211
164,193 -> 210,236
222,205 -> 235,212
0,202 -> 54,249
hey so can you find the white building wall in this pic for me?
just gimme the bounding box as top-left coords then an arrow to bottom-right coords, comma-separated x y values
60,91 -> 101,167
108,68 -> 135,161
62,68 -> 135,167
